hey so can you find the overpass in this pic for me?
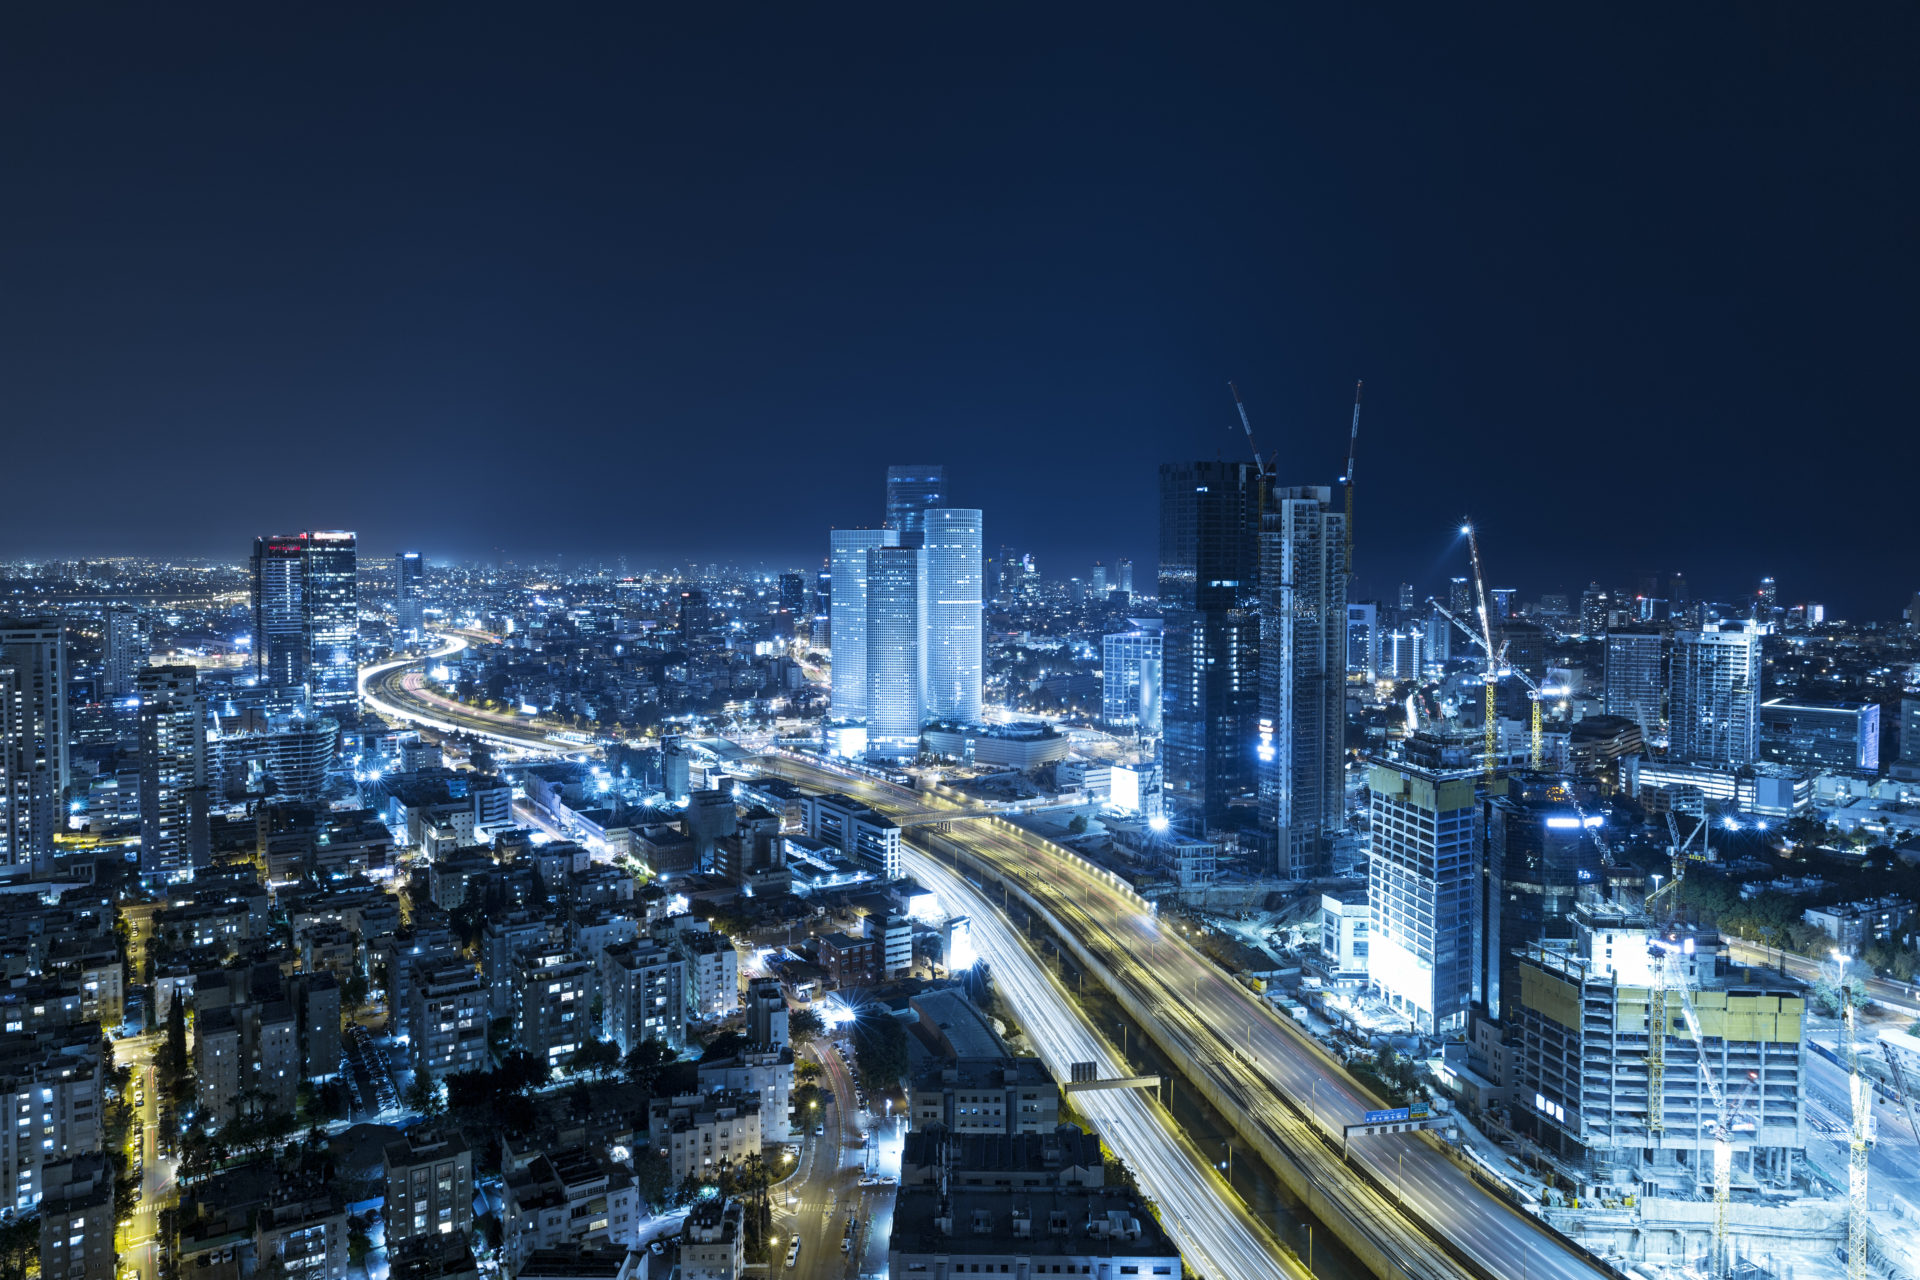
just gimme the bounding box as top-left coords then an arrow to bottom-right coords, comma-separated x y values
751,752 -> 1619,1280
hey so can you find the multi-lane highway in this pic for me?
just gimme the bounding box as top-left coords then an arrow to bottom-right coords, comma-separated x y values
754,754 -> 1613,1280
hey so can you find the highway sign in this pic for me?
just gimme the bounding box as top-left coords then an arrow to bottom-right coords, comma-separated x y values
1364,1107 -> 1409,1124
1344,1116 -> 1448,1139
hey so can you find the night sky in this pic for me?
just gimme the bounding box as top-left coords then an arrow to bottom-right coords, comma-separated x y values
4,7 -> 1916,614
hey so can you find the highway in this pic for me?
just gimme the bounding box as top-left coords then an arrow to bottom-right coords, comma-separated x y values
359,634 -> 591,752
753,754 -> 1612,1280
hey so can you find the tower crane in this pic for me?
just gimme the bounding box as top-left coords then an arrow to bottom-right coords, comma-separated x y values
1460,520 -> 1502,781
1228,382 -> 1271,481
1835,954 -> 1872,1280
1652,934 -> 1762,1280
1340,381 -> 1362,577
1645,813 -> 1709,1143
1428,598 -> 1570,771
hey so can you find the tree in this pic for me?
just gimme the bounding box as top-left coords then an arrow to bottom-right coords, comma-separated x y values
632,1145 -> 673,1209
1067,815 -> 1088,835
787,1006 -> 825,1045
159,996 -> 189,1097
404,1074 -> 444,1119
570,1037 -> 621,1078
851,1011 -> 909,1096
623,1039 -> 673,1094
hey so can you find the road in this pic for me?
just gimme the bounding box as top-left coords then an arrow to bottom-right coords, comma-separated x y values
779,1036 -> 899,1280
754,753 -> 1609,1280
360,635 -> 590,753
1725,940 -> 1920,1013
1804,1049 -> 1920,1197
117,1032 -> 175,1280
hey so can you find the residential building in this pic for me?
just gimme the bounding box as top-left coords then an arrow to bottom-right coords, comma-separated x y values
599,937 -> 686,1052
874,913 -> 913,978
899,1125 -> 1105,1190
0,620 -> 67,874
1668,625 -> 1762,765
908,1058 -> 1059,1135
193,998 -> 299,1121
745,976 -> 788,1049
1101,621 -> 1163,733
409,960 -> 488,1082
503,1147 -> 639,1269
137,664 -> 210,882
1802,898 -> 1915,954
1345,602 -> 1377,678
648,1091 -> 762,1183
680,928 -> 739,1021
817,931 -> 873,987
101,607 -> 146,699
512,946 -> 597,1069
680,1197 -> 745,1280
38,1155 -> 115,1280
255,1188 -> 349,1280
800,793 -> 901,880
1603,629 -> 1665,742
383,1130 -> 475,1248
1256,485 -> 1346,878
1367,729 -> 1484,1035
0,1027 -> 102,1211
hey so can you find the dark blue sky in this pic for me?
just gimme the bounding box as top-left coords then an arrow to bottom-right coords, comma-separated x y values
4,5 -> 1916,614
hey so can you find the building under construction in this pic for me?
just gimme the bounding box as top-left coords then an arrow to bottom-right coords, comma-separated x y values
1511,901 -> 1808,1199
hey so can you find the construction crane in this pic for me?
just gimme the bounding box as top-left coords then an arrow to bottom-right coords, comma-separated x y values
1836,955 -> 1871,1280
1340,380 -> 1362,577
1654,935 -> 1761,1280
1645,814 -> 1709,1142
1461,520 -> 1501,781
1228,382 -> 1270,481
1879,1042 -> 1920,1149
1428,598 -> 1570,771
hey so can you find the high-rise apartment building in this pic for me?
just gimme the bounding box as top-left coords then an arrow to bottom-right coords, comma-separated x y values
865,544 -> 928,757
827,529 -> 896,723
1101,622 -> 1163,734
101,607 -> 146,699
1367,730 -> 1484,1035
884,465 -> 946,535
1668,625 -> 1761,766
921,508 -> 983,725
251,532 -> 359,716
395,552 -> 425,637
1603,630 -> 1665,741
1256,486 -> 1347,878
0,621 -> 68,874
1158,461 -> 1260,827
137,665 -> 209,883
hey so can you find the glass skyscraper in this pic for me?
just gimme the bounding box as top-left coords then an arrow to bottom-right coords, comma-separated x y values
1157,461 -> 1260,828
252,535 -> 309,688
864,544 -> 927,757
1257,486 -> 1347,879
250,531 -> 359,717
884,464 -> 946,536
0,619 -> 67,874
396,551 -> 425,636
921,508 -> 983,724
1101,622 -> 1163,733
828,528 -> 897,723
137,664 -> 209,883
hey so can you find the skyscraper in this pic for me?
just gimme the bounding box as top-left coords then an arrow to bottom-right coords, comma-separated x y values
1603,629 -> 1665,741
1669,625 -> 1762,765
101,606 -> 147,699
251,531 -> 359,716
1090,563 -> 1107,596
778,572 -> 807,615
865,544 -> 928,757
1116,558 -> 1134,596
1482,774 -> 1603,1021
1102,622 -> 1163,733
1158,462 -> 1260,827
1256,486 -> 1347,878
137,665 -> 209,883
0,621 -> 67,874
921,508 -> 983,725
304,531 -> 359,717
884,465 -> 946,536
395,552 -> 425,637
828,528 -> 896,723
1449,577 -> 1472,618
1367,729 -> 1484,1035
252,535 -> 309,687
1345,603 -> 1377,678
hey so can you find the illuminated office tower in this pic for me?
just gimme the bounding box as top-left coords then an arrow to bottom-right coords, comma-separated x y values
0,621 -> 67,874
1102,621 -> 1163,733
1090,563 -> 1107,596
137,665 -> 209,883
102,606 -> 147,699
1257,486 -> 1347,879
865,544 -> 928,758
1669,624 -> 1762,765
252,535 -> 309,687
1345,603 -> 1377,678
884,465 -> 946,536
395,552 -> 425,636
1116,558 -> 1133,595
1449,576 -> 1472,617
304,532 -> 358,717
252,532 -> 358,716
828,529 -> 897,722
1158,461 -> 1260,827
921,508 -> 983,725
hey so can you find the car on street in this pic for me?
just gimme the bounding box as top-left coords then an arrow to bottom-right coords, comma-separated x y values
785,1240 -> 801,1269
